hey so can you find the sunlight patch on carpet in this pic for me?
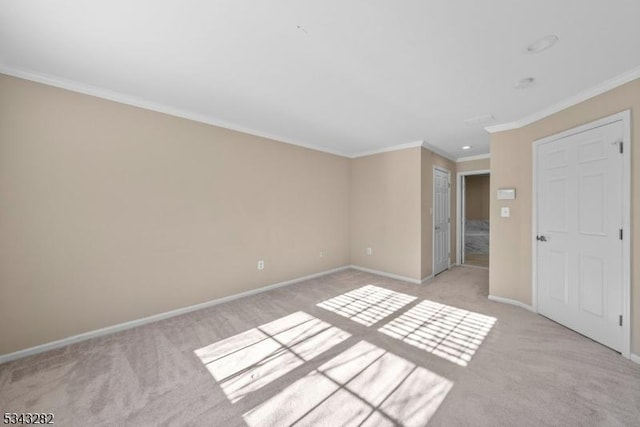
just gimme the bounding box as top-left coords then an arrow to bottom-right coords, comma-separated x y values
195,311 -> 350,403
316,285 -> 417,326
243,340 -> 452,426
379,300 -> 496,366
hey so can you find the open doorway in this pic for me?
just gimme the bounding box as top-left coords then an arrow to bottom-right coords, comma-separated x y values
457,170 -> 490,268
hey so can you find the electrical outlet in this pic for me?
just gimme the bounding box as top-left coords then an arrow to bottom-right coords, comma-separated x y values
366,247 -> 372,256
257,260 -> 265,270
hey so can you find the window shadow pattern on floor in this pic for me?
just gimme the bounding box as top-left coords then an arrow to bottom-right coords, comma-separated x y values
243,340 -> 452,426
379,299 -> 496,366
195,286 -> 495,426
195,311 -> 350,403
316,285 -> 417,326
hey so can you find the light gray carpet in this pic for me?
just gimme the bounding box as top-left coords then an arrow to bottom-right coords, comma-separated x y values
1,267 -> 638,426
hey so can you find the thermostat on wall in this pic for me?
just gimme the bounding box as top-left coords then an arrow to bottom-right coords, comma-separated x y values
497,188 -> 516,200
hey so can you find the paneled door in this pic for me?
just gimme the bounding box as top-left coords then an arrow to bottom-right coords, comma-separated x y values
536,120 -> 624,352
433,167 -> 450,276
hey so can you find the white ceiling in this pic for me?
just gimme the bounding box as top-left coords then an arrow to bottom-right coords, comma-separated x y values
1,1 -> 639,159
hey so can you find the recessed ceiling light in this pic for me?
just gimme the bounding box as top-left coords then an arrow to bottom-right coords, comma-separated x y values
515,77 -> 536,89
525,35 -> 559,54
462,145 -> 472,150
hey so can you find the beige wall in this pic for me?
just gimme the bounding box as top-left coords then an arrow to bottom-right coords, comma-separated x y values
490,78 -> 640,355
350,147 -> 456,282
421,149 -> 457,278
0,74 -> 351,355
7,69 -> 634,358
457,157 -> 490,173
465,174 -> 490,220
350,148 -> 422,280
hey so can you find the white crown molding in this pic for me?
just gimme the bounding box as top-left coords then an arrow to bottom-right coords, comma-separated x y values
0,64 -> 351,158
1,64 -> 476,163
0,265 -> 350,364
485,66 -> 640,133
456,153 -> 490,163
421,141 -> 457,162
350,140 -> 457,162
350,140 -> 425,158
350,140 -> 458,162
485,121 -> 523,133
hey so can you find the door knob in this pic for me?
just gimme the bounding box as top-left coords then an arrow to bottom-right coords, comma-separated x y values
536,235 -> 547,242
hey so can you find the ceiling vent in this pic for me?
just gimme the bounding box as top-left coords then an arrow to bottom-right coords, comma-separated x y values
464,114 -> 495,125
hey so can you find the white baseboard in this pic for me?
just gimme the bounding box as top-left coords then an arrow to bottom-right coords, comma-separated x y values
630,353 -> 640,365
350,265 -> 423,285
457,263 -> 489,271
0,265 -> 350,365
488,295 -> 535,312
421,274 -> 434,284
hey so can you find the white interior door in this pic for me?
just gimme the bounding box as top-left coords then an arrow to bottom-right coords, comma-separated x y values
536,120 -> 624,352
433,168 -> 450,276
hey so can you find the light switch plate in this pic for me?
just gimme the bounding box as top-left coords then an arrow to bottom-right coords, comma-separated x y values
501,207 -> 510,217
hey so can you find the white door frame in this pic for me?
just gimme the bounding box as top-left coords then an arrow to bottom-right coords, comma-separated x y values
456,169 -> 491,265
433,166 -> 451,275
532,110 -> 631,359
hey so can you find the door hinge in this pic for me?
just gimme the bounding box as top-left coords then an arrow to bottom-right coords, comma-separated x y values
620,229 -> 623,240
613,140 -> 623,153
619,315 -> 623,326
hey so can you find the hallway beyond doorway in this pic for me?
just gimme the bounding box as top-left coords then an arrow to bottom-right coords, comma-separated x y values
458,171 -> 490,269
